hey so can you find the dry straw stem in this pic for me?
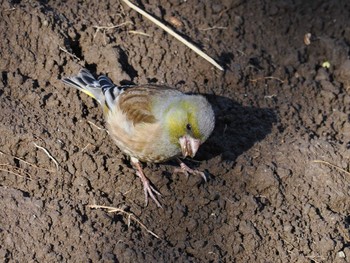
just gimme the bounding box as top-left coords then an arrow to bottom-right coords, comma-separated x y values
312,160 -> 350,176
81,143 -> 91,153
128,30 -> 151,37
87,120 -> 109,134
88,204 -> 160,239
93,21 -> 133,31
199,26 -> 228,31
59,45 -> 81,62
120,0 -> 224,71
250,76 -> 285,83
0,165 -> 27,179
0,163 -> 32,180
93,21 -> 133,39
0,150 -> 54,173
33,142 -> 60,171
0,167 -> 25,178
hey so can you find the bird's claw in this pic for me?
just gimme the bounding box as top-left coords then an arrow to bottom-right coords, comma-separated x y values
134,167 -> 162,208
140,174 -> 162,208
174,161 -> 207,182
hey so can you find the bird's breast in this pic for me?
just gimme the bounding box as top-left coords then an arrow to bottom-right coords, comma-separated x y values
106,111 -> 180,163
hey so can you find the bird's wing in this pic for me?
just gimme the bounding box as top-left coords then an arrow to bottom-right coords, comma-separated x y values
117,85 -> 180,125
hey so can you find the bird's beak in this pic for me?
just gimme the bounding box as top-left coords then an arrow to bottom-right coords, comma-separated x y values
179,135 -> 201,158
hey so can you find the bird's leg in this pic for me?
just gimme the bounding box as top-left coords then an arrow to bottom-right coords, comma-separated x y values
130,157 -> 162,208
174,158 -> 207,182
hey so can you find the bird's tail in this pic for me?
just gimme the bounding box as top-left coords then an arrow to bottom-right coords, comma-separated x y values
62,69 -> 119,107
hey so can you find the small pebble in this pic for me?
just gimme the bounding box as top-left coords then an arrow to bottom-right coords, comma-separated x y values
337,251 -> 345,258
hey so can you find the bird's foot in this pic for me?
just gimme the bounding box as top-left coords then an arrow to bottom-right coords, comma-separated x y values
131,157 -> 162,208
174,159 -> 207,182
136,171 -> 162,208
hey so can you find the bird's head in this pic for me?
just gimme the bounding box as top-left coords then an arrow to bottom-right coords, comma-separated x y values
165,95 -> 215,158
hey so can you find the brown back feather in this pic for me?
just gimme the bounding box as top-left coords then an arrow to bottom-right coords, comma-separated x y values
118,85 -> 180,125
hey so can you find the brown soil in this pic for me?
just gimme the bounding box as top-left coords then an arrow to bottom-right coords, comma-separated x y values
1,0 -> 350,262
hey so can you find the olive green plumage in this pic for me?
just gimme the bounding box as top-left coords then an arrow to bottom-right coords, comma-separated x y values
62,69 -> 215,207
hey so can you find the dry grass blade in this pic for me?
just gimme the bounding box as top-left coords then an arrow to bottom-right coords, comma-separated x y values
93,21 -> 133,41
87,120 -> 107,132
13,156 -> 53,172
59,45 -> 81,62
33,143 -> 60,171
93,21 -> 133,31
88,204 -> 160,239
312,160 -> 350,176
0,150 -> 54,173
249,76 -> 285,83
0,163 -> 32,180
199,26 -> 227,31
0,167 -> 25,178
128,30 -> 151,37
120,0 -> 223,71
81,143 -> 91,152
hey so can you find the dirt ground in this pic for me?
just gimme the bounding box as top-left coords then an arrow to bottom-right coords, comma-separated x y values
1,0 -> 350,262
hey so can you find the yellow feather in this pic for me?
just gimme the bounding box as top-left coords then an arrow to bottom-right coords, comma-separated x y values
103,104 -> 110,114
165,100 -> 202,144
81,89 -> 95,99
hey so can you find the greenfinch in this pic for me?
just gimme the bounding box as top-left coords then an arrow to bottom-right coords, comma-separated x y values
62,69 -> 215,207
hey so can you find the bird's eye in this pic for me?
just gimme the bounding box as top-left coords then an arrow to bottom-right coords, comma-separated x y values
186,123 -> 192,131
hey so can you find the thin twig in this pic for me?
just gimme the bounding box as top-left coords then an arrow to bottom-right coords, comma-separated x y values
264,94 -> 277,99
0,164 -> 32,180
81,143 -> 91,152
87,120 -> 108,132
93,21 -> 133,40
88,204 -> 160,239
128,30 -> 151,37
93,21 -> 133,31
4,7 -> 16,12
312,160 -> 350,176
0,150 -> 54,173
59,45 -> 81,61
249,76 -> 285,83
218,7 -> 230,18
305,255 -> 323,263
14,156 -> 46,171
33,143 -> 60,171
120,0 -> 223,71
0,167 -> 24,178
199,26 -> 227,31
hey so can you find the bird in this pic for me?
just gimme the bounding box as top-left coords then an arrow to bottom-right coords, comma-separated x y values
62,69 -> 215,207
